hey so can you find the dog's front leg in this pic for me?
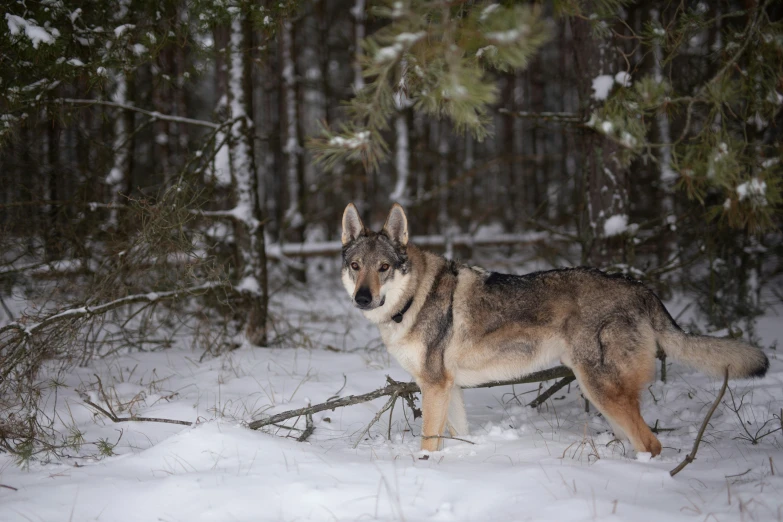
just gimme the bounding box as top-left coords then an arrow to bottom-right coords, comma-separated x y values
419,381 -> 451,452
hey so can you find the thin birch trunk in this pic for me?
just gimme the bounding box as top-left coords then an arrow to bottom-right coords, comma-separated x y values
107,72 -> 129,227
351,0 -> 366,94
571,18 -> 629,266
390,63 -> 410,205
281,20 -> 303,234
229,5 -> 268,346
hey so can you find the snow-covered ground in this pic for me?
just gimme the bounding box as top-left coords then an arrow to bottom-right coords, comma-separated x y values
0,275 -> 781,522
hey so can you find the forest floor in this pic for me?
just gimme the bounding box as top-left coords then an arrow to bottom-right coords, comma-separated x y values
0,267 -> 781,522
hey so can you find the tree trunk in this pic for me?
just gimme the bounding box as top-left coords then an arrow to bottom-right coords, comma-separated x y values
229,4 -> 268,346
650,8 -> 676,268
107,72 -> 131,228
571,18 -> 629,267
280,18 -> 306,281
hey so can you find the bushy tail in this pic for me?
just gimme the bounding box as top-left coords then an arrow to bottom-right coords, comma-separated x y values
657,328 -> 769,379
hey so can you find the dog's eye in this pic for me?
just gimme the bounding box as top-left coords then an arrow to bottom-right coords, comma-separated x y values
350,262 -> 360,271
379,263 -> 390,272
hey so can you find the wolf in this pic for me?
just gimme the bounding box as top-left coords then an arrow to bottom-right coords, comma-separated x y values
340,203 -> 769,456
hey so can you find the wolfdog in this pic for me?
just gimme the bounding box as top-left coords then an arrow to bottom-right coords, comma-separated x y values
341,203 -> 769,456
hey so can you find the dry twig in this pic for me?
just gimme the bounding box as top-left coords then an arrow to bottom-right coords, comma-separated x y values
670,367 -> 729,477
78,390 -> 192,427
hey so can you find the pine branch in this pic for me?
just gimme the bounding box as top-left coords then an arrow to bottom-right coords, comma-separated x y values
673,0 -> 770,146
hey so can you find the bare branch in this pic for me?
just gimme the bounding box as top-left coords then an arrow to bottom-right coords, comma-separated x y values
670,368 -> 729,477
528,375 -> 576,409
78,390 -> 193,426
54,98 -> 222,129
0,282 -> 229,338
353,392 -> 398,448
296,413 -> 315,442
497,108 -> 582,124
265,231 -> 559,260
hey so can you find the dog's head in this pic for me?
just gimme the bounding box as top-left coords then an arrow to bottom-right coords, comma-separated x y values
341,203 -> 410,317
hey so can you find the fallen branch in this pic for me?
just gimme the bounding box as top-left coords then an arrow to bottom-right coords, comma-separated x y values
78,391 -> 193,427
249,365 -> 574,431
528,375 -> 576,408
265,231 -> 559,259
670,367 -> 729,477
353,392 -> 398,448
297,413 -> 315,442
422,434 -> 475,445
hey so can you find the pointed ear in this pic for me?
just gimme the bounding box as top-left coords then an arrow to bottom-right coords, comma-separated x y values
383,204 -> 408,245
342,203 -> 365,245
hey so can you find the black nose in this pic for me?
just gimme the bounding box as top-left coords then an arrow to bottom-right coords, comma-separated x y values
355,287 -> 372,307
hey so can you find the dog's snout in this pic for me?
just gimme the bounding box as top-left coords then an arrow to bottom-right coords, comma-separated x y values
355,287 -> 372,307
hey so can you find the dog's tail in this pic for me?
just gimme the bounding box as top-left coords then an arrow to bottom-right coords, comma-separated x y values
654,308 -> 768,379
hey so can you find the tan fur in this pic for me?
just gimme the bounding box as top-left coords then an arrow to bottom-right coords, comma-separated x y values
341,204 -> 768,457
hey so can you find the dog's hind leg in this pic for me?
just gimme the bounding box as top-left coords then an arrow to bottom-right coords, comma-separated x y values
570,324 -> 662,456
446,386 -> 469,437
419,380 -> 452,452
571,362 -> 661,456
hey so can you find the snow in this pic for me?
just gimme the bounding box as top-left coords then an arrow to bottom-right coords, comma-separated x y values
0,280 -> 780,521
390,1 -> 404,19
614,71 -> 632,87
480,4 -> 500,21
486,29 -> 521,43
592,72 -> 631,100
476,45 -> 497,58
591,74 -> 614,100
375,43 -> 402,63
395,31 -> 425,45
211,131 -> 232,187
619,131 -> 637,148
113,24 -> 134,38
761,157 -> 779,169
236,275 -> 260,295
736,178 -> 767,206
5,13 -> 57,48
603,214 -> 629,236
328,130 -> 370,149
